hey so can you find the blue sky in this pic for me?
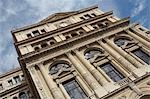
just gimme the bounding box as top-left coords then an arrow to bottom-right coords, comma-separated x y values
0,0 -> 149,74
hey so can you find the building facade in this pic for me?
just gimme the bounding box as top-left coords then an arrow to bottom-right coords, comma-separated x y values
0,5 -> 150,99
0,67 -> 31,99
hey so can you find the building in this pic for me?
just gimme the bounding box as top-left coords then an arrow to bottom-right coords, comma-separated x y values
0,67 -> 31,99
0,5 -> 150,99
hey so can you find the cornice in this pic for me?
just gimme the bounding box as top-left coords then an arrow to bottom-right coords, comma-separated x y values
0,67 -> 21,79
14,11 -> 113,46
11,5 -> 99,33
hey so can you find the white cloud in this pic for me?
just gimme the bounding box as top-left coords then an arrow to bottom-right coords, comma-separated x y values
131,0 -> 146,17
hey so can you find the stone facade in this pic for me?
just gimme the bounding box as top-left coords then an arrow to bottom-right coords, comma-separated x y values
0,5 -> 150,99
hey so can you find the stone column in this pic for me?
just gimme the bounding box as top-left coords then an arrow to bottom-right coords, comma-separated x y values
98,41 -> 143,75
38,63 -> 65,99
76,75 -> 97,99
27,66 -> 52,99
126,30 -> 150,49
66,52 -> 108,98
74,49 -> 109,85
105,39 -> 143,68
59,84 -> 71,99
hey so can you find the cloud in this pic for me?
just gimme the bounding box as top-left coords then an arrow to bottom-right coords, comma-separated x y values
130,0 -> 146,17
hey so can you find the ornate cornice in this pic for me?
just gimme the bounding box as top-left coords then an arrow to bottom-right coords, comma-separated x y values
11,5 -> 99,33
14,11 -> 113,46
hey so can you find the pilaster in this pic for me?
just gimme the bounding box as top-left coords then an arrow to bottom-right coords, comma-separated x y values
38,63 -> 65,99
66,52 -> 108,98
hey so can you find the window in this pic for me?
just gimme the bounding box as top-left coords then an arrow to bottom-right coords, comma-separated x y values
34,46 -> 40,51
41,29 -> 46,33
50,63 -> 70,75
8,80 -> 13,86
19,92 -> 27,99
59,22 -> 68,27
21,75 -> 25,81
84,14 -> 92,18
13,97 -> 18,99
91,13 -> 97,17
138,27 -> 145,31
84,48 -> 103,60
0,84 -> 3,91
114,38 -> 131,47
41,43 -> 48,48
14,76 -> 21,84
80,17 -> 86,20
132,49 -> 150,65
32,30 -> 40,36
71,33 -> 78,37
99,63 -> 124,82
50,41 -> 55,45
63,79 -> 87,99
26,34 -> 32,38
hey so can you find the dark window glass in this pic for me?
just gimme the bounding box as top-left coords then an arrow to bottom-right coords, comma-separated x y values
8,80 -> 13,86
41,29 -> 46,33
99,63 -> 124,82
63,79 -> 87,99
13,97 -> 18,99
14,76 -> 21,84
84,14 -> 92,18
91,13 -> 97,17
0,84 -> 3,90
80,17 -> 86,20
19,92 -> 27,99
27,34 -> 32,38
114,38 -> 130,47
84,49 -> 103,60
32,30 -> 40,36
132,49 -> 150,65
50,63 -> 70,75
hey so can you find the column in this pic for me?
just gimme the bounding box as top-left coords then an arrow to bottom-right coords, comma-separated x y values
38,63 -> 65,99
76,75 -> 97,99
74,49 -> 109,85
66,52 -> 108,98
98,41 -> 137,72
59,84 -> 71,99
105,39 -> 143,68
27,66 -> 52,99
126,30 -> 150,49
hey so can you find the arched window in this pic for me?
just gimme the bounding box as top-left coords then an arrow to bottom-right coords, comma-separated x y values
41,43 -> 48,48
19,92 -> 27,99
114,37 -> 131,47
34,46 -> 40,51
13,96 -> 18,99
140,95 -> 150,99
49,62 -> 71,75
84,48 -> 104,60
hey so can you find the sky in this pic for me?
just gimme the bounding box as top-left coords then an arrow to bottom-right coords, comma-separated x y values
0,0 -> 150,74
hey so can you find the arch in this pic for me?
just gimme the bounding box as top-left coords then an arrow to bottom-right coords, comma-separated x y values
114,36 -> 133,47
65,35 -> 71,39
19,92 -> 27,99
84,47 -> 104,60
34,46 -> 40,51
49,60 -> 71,75
41,43 -> 48,48
13,96 -> 18,99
